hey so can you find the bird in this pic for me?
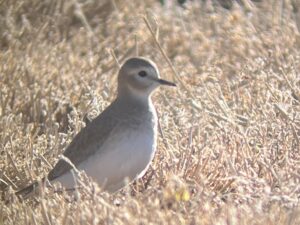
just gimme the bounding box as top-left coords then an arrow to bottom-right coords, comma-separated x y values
16,57 -> 176,198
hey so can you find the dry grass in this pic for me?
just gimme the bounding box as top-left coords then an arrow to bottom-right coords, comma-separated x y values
1,0 -> 300,224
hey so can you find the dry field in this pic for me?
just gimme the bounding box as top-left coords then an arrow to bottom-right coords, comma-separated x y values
1,0 -> 300,224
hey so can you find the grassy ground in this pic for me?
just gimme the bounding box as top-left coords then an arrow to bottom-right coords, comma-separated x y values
1,0 -> 300,224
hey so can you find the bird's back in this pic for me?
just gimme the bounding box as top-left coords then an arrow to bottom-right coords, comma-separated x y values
49,97 -> 157,192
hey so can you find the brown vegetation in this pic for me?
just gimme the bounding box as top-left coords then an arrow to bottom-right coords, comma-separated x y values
1,0 -> 300,224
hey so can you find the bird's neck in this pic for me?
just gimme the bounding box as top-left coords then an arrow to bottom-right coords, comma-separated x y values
116,89 -> 152,109
114,91 -> 157,125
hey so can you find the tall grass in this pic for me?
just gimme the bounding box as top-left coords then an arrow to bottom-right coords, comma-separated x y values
1,0 -> 300,224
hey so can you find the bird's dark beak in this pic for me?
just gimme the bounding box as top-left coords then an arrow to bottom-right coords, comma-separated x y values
157,79 -> 176,87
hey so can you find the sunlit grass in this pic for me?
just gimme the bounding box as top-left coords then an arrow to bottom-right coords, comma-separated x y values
1,0 -> 300,224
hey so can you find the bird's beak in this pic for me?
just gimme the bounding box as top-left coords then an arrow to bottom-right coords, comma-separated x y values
157,79 -> 176,87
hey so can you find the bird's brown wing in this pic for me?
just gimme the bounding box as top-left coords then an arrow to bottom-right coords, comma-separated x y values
48,103 -> 118,181
16,102 -> 119,198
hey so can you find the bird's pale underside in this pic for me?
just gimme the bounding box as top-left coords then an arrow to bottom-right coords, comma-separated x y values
16,57 -> 176,198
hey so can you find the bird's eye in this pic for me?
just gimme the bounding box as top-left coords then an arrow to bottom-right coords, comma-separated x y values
138,70 -> 147,77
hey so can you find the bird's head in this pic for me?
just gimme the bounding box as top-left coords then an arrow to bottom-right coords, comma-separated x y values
117,57 -> 176,100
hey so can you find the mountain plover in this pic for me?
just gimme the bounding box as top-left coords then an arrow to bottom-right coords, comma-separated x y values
16,57 -> 176,197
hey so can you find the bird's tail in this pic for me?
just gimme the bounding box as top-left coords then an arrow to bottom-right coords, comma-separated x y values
15,178 -> 47,199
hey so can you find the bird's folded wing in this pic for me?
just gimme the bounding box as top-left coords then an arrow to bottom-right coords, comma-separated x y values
48,106 -> 118,181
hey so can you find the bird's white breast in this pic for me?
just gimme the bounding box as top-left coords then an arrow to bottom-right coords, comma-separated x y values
54,107 -> 157,192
